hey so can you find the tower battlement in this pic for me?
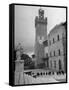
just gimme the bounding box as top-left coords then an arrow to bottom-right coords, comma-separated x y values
35,9 -> 47,27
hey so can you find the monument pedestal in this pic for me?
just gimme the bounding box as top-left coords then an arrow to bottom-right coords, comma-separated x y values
14,60 -> 24,85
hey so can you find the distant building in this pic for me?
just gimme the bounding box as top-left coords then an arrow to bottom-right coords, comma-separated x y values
35,9 -> 47,67
48,22 -> 66,72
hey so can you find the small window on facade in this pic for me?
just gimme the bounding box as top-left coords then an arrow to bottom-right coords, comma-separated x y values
53,38 -> 55,43
59,60 -> 62,70
58,49 -> 60,56
50,52 -> 51,57
54,51 -> 55,56
50,61 -> 52,68
54,61 -> 56,68
57,35 -> 59,41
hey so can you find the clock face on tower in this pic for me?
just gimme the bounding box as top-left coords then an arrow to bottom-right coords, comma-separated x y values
37,36 -> 44,45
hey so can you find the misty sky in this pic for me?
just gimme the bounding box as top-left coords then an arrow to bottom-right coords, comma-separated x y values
15,5 -> 66,54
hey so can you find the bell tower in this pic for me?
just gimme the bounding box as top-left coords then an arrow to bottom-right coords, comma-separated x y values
35,9 -> 47,67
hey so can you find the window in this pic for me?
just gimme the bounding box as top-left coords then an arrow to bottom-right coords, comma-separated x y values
57,35 -> 59,41
59,60 -> 62,70
54,61 -> 56,69
53,38 -> 55,43
50,61 -> 52,68
54,51 -> 55,56
58,49 -> 60,56
50,52 -> 52,57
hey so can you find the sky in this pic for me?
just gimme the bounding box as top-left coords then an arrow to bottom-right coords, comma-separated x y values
15,5 -> 66,54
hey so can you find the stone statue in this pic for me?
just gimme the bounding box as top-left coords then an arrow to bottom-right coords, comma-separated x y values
16,43 -> 23,60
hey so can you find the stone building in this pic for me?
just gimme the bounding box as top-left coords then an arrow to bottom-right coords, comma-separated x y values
48,22 -> 66,72
62,22 -> 67,72
35,9 -> 47,67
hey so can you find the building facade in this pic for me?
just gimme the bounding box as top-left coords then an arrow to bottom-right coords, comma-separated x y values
48,22 -> 66,72
43,40 -> 49,69
35,9 -> 47,67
